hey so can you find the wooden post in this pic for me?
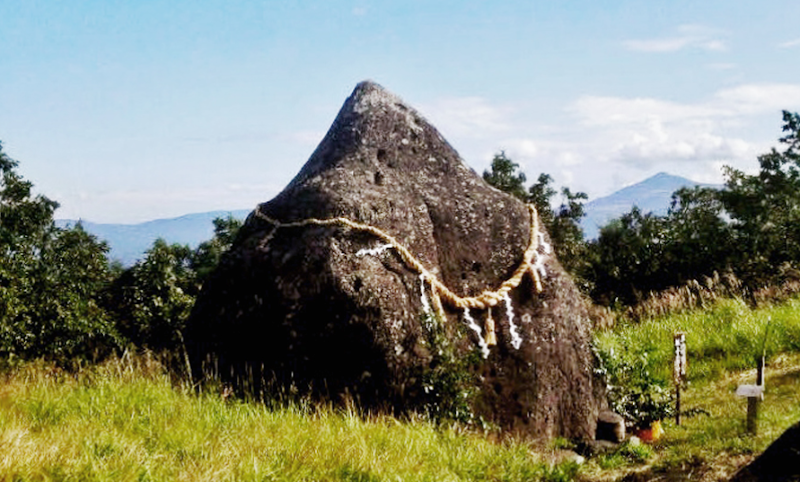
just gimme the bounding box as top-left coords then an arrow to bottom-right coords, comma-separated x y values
748,356 -> 765,435
737,356 -> 766,435
674,332 -> 686,426
746,397 -> 759,435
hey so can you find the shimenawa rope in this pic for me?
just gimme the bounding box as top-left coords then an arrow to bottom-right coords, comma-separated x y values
252,204 -> 547,355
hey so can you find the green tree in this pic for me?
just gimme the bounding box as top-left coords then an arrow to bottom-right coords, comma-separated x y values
718,111 -> 800,286
191,214 -> 243,282
107,214 -> 242,350
551,187 -> 590,281
587,207 -> 668,306
0,142 -> 120,361
663,186 -> 732,283
528,173 -> 556,228
108,239 -> 197,350
482,151 -> 528,200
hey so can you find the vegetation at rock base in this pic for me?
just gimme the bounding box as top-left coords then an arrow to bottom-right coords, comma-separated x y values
417,312 -> 481,426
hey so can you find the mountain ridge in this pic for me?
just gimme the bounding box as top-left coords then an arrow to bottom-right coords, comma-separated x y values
56,172 -> 717,265
580,172 -> 721,239
56,209 -> 251,266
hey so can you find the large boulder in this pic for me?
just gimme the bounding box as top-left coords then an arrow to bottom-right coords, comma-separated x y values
730,419 -> 800,482
185,81 -> 605,441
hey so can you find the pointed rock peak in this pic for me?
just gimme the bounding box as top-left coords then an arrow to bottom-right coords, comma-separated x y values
343,80 -> 423,132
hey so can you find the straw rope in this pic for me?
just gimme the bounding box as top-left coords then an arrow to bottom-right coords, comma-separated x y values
253,204 -> 548,356
252,204 -> 545,312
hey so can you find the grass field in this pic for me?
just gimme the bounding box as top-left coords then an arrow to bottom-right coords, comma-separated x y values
0,354 -> 578,482
2,297 -> 800,481
587,296 -> 800,480
594,297 -> 800,383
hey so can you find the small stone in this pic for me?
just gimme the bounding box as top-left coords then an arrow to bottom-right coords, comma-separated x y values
596,410 -> 626,443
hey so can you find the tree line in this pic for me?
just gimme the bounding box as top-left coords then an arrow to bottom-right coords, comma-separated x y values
483,110 -> 800,307
1,141 -> 242,362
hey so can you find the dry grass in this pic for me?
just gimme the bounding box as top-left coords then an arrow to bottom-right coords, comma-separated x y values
590,272 -> 800,329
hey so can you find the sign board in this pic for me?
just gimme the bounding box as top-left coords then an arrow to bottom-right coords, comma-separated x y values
673,332 -> 687,383
736,384 -> 764,399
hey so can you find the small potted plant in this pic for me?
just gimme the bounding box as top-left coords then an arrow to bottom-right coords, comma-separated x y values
620,382 -> 673,441
599,349 -> 674,442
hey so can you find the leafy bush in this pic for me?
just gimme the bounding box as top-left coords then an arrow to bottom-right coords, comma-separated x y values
417,313 -> 479,425
106,240 -> 197,350
595,345 -> 673,429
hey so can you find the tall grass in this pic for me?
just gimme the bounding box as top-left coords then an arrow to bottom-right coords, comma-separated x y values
595,296 -> 800,383
0,353 -> 573,481
590,272 -> 800,330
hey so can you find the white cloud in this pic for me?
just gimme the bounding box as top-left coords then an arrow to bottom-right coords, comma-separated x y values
572,83 -> 800,126
352,6 -> 367,16
421,97 -> 514,138
779,38 -> 800,48
563,82 -> 800,176
502,138 -> 539,159
611,128 -> 755,168
623,24 -> 727,53
714,83 -> 800,114
569,96 -> 721,126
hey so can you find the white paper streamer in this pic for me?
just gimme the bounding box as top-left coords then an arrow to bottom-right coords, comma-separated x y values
537,231 -> 552,254
419,274 -> 432,318
503,292 -> 523,350
463,307 -> 490,359
355,243 -> 394,257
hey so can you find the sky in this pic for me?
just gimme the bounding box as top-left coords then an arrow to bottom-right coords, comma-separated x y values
2,1 -> 800,224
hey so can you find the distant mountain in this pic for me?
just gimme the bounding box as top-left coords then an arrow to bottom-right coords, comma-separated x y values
55,173 -> 712,264
57,209 -> 251,266
581,172 -> 720,240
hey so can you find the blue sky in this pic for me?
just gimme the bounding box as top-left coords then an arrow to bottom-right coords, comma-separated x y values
2,1 -> 800,223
